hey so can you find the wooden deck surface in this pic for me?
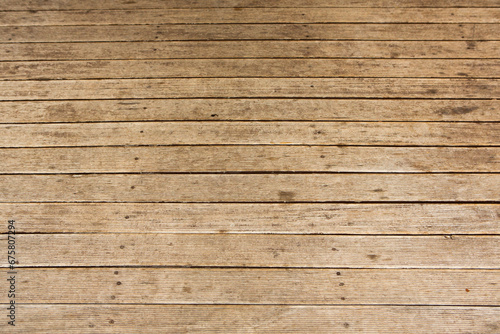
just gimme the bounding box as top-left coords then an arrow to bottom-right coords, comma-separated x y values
1,1 -> 499,333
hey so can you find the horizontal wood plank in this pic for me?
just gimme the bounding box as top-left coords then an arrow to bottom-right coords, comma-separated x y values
2,203 -> 499,234
1,24 -> 498,42
1,99 -> 498,122
1,174 -> 498,202
3,59 -> 499,80
3,0 -> 500,10
0,78 -> 498,100
1,122 -> 498,147
2,234 -> 499,268
1,41 -> 499,61
5,305 -> 499,334
2,147 -> 499,173
2,8 -> 499,26
5,268 -> 499,305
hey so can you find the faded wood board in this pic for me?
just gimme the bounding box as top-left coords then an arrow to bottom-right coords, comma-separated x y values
1,147 -> 499,173
2,268 -> 499,305
2,41 -> 500,61
2,203 -> 499,234
2,24 -> 499,43
5,305 -> 499,334
0,78 -> 498,100
2,8 -> 499,26
1,99 -> 499,123
2,234 -> 499,268
1,122 -> 499,147
1,174 -> 499,202
3,59 -> 500,80
0,41 -> 500,61
3,0 -> 500,10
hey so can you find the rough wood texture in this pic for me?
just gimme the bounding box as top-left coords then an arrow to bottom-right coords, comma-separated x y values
2,8 -> 499,26
1,174 -> 498,202
2,234 -> 499,268
0,78 -> 498,100
2,1 -> 499,332
2,24 -> 498,43
3,268 -> 499,305
5,305 -> 499,334
1,147 -> 499,173
2,41 -> 499,61
2,203 -> 499,234
1,122 -> 498,147
3,0 -> 500,10
2,99 -> 498,123
3,59 -> 499,80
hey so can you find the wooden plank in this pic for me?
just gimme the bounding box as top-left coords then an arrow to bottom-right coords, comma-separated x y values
2,24 -> 498,43
1,174 -> 498,203
3,203 -> 499,234
1,99 -> 498,123
3,59 -> 499,80
3,234 -> 499,268
1,122 -> 498,147
3,0 -> 500,10
4,268 -> 499,305
5,305 -> 500,334
2,41 -> 500,61
0,78 -> 498,100
2,147 -> 499,173
2,8 -> 499,26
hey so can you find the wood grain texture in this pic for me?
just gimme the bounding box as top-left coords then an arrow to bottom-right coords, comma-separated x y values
2,41 -> 499,61
3,59 -> 499,80
2,234 -> 499,268
5,305 -> 499,334
1,99 -> 498,123
0,78 -> 498,100
1,122 -> 499,147
2,24 -> 498,43
3,0 -> 500,10
0,174 -> 498,202
3,268 -> 499,305
2,203 -> 499,234
2,147 -> 499,173
2,8 -> 499,26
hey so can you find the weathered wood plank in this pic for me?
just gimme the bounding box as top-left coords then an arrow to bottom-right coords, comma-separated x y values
0,78 -> 498,100
1,24 -> 498,43
3,0 -> 500,10
1,174 -> 498,202
5,305 -> 499,334
2,203 -> 499,234
2,8 -> 499,26
3,59 -> 499,80
4,268 -> 499,305
1,122 -> 498,147
2,234 -> 499,268
2,147 -> 499,173
1,41 -> 499,61
1,99 -> 498,123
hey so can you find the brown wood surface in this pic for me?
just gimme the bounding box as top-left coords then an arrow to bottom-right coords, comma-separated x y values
1,1 -> 499,333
